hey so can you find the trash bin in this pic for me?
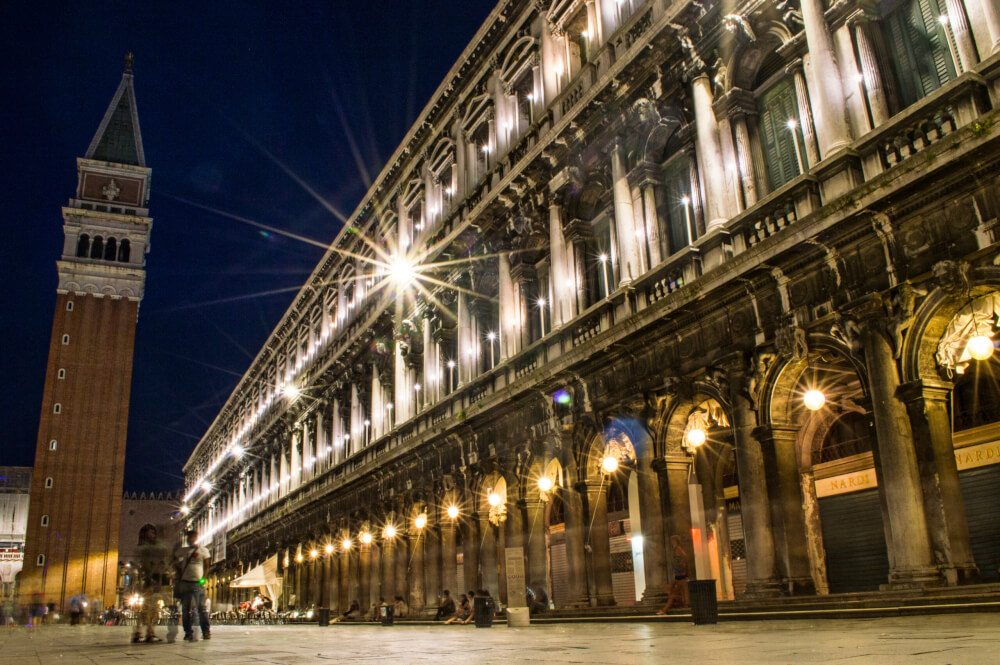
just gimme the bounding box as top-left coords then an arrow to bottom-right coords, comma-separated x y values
379,605 -> 394,626
688,579 -> 718,625
317,608 -> 330,626
473,596 -> 494,628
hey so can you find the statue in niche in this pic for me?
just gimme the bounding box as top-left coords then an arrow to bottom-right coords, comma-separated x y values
775,318 -> 808,361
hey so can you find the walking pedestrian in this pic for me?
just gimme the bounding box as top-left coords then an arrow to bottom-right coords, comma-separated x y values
657,535 -> 690,614
132,524 -> 170,643
173,527 -> 211,642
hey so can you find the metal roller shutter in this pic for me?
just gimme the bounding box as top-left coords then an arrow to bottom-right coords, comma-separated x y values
959,464 -> 1000,582
818,488 -> 890,593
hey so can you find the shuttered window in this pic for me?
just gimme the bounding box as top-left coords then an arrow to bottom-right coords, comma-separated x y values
757,77 -> 804,192
883,0 -> 956,108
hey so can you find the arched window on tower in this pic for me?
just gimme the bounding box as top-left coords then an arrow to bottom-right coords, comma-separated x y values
76,234 -> 90,257
104,237 -> 117,261
118,238 -> 131,262
90,236 -> 104,259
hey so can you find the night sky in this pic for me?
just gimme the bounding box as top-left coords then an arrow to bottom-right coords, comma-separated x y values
1,1 -> 495,493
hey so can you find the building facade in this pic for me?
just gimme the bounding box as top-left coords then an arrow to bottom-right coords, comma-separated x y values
1,468 -> 32,608
20,57 -> 153,611
116,492 -> 182,606
183,0 -> 1000,613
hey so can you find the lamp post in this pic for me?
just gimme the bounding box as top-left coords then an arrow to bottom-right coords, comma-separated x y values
599,254 -> 611,298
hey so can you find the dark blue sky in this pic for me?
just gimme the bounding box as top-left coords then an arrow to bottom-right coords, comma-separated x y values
1,1 -> 495,492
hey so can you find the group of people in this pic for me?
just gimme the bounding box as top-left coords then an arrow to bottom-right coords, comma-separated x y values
129,524 -> 211,644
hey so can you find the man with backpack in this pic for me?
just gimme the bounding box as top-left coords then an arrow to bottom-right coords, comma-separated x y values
173,528 -> 211,642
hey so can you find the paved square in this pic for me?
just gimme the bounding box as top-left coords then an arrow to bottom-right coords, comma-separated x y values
2,615 -> 999,664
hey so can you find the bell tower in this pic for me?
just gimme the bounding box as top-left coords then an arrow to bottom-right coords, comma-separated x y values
20,55 -> 153,611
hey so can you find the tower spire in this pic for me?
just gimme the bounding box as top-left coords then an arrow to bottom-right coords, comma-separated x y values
85,54 -> 145,167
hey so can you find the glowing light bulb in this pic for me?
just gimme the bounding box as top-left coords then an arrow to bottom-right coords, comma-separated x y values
325,543 -> 334,554
310,549 -> 318,559
447,505 -> 459,519
803,389 -> 826,411
389,256 -> 416,286
601,456 -> 619,474
786,118 -> 798,130
487,492 -> 502,507
383,525 -> 396,539
686,428 -> 706,447
283,385 -> 300,399
967,335 -> 994,361
598,253 -> 608,263
342,538 -> 353,550
447,360 -> 456,368
537,476 -> 553,492
414,514 -> 427,529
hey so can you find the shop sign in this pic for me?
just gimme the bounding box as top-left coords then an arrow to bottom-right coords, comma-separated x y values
955,440 -> 1000,471
815,468 -> 878,498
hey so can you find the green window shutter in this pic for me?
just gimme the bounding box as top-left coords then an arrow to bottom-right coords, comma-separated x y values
757,77 -> 801,192
883,0 -> 957,108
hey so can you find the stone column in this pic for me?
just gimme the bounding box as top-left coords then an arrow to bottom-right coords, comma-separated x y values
611,140 -> 640,284
585,482 -> 616,605
525,498 -> 548,592
338,549 -> 349,611
727,362 -> 783,596
348,548 -> 360,609
479,517 -> 500,599
504,500 -> 526,606
328,550 -> 340,613
395,535 -> 409,606
636,457 -> 669,604
850,18 -> 890,128
561,483 -> 590,606
692,74 -> 730,229
758,424 -> 816,593
498,252 -> 517,360
786,60 -> 821,168
369,541 -> 382,611
359,542 -> 371,611
857,302 -> 940,586
641,180 -> 663,266
441,521 -> 458,594
980,0 -> 1000,55
800,0 -> 852,156
730,110 -> 759,208
410,532 -> 426,612
661,455 -> 695,567
424,524 -> 441,606
511,263 -> 536,352
944,0 -> 978,72
381,539 -> 396,602
899,379 -> 979,584
463,518 -> 480,592
549,201 -> 571,327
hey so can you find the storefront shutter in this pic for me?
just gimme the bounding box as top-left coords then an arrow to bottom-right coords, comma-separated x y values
818,488 -> 890,593
959,464 -> 1000,582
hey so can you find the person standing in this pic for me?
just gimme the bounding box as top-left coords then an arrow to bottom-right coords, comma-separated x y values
657,535 -> 690,614
174,528 -> 211,642
132,524 -> 170,643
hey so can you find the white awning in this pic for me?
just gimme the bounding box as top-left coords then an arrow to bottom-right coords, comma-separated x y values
230,554 -> 281,603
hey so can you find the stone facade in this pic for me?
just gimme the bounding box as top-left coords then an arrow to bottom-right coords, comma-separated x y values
184,0 -> 1000,612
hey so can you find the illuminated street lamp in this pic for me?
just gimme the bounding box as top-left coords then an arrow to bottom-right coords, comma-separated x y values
967,334 -> 994,361
601,455 -> 619,474
685,428 -> 706,448
360,531 -> 372,545
383,525 -> 396,539
414,514 -> 427,530
342,538 -> 353,550
803,389 -> 826,411
447,505 -> 459,519
325,543 -> 334,555
283,384 -> 300,400
310,549 -> 318,559
537,476 -> 553,493
487,492 -> 502,507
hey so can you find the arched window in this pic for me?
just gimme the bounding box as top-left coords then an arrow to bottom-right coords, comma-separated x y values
41,515 -> 49,527
814,412 -> 874,464
90,236 -> 104,259
76,234 -> 90,257
53,403 -> 62,414
37,554 -> 45,566
118,238 -> 131,262
66,301 -> 74,311
45,477 -> 53,488
49,439 -> 57,450
57,368 -> 66,379
104,237 -> 117,261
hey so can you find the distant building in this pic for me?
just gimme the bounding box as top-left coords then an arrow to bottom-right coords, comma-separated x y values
20,55 -> 154,611
117,491 -> 182,605
1,468 -> 31,606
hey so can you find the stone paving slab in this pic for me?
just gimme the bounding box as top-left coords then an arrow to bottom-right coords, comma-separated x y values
2,614 -> 998,664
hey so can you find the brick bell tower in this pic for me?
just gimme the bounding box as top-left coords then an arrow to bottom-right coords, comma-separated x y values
20,54 -> 153,612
